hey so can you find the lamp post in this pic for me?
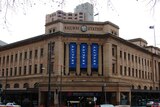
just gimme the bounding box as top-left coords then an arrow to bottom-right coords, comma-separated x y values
47,41 -> 53,107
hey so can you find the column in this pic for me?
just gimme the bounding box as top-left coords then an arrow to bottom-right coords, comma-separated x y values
65,43 -> 69,75
87,43 -> 91,75
116,91 -> 120,105
117,47 -> 120,76
76,43 -> 80,75
103,43 -> 112,76
129,91 -> 131,105
54,91 -> 59,106
98,44 -> 102,75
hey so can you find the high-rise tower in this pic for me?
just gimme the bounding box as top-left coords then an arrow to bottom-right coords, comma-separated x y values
74,2 -> 94,21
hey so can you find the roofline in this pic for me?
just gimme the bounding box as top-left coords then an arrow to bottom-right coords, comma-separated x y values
0,31 -> 157,57
45,19 -> 119,29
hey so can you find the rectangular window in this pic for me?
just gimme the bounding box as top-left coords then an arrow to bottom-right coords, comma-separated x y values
139,70 -> 141,78
135,56 -> 137,63
124,52 -> 126,60
34,64 -> 37,74
3,56 -> 5,64
6,68 -> 8,77
124,66 -> 126,75
29,51 -> 32,59
112,63 -> 115,74
20,53 -> 22,60
40,48 -> 44,57
132,55 -> 134,62
19,67 -> 21,75
132,68 -> 134,77
136,69 -> 138,77
24,66 -> 27,75
128,53 -> 130,61
128,67 -> 130,76
14,67 -> 17,76
0,57 -> 1,64
29,65 -> 32,74
2,69 -> 4,77
11,55 -> 13,63
120,65 -> 122,75
15,54 -> 18,62
120,51 -> 122,58
40,64 -> 43,74
10,68 -> 12,76
35,49 -> 38,58
24,52 -> 27,59
7,55 -> 9,63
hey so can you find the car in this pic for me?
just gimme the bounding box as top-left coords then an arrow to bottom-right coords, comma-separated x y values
151,102 -> 160,107
6,102 -> 21,107
100,104 -> 114,107
146,101 -> 154,107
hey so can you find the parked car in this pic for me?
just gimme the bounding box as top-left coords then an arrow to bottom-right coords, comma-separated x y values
151,102 -> 160,107
6,102 -> 21,107
100,104 -> 114,107
146,101 -> 154,107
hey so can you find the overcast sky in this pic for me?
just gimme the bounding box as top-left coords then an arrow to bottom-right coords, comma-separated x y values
0,0 -> 160,47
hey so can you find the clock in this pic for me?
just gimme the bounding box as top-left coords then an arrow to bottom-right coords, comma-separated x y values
81,25 -> 87,32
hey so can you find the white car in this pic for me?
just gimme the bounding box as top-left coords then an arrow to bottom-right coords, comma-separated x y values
100,104 -> 114,107
6,102 -> 21,107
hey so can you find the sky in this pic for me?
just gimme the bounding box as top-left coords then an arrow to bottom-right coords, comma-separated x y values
0,0 -> 160,47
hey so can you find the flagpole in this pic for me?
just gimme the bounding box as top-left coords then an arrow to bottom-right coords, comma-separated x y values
149,25 -> 156,47
153,26 -> 156,47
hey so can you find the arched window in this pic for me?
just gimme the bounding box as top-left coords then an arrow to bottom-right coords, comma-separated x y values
23,83 -> 29,88
14,83 -> 19,88
34,83 -> 39,88
132,85 -> 134,89
6,84 -> 10,88
138,85 -> 141,89
0,84 -> 2,88
150,86 -> 152,90
144,86 -> 147,90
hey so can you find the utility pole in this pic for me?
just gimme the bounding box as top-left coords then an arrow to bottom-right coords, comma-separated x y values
47,41 -> 52,107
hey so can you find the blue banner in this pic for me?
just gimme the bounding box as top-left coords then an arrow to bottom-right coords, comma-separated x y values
69,43 -> 77,68
80,43 -> 88,68
91,43 -> 99,68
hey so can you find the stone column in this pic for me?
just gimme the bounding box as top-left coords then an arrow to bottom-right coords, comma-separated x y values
87,43 -> 91,75
54,91 -> 59,106
103,43 -> 112,76
129,91 -> 131,105
98,44 -> 102,75
116,91 -> 121,105
76,43 -> 80,75
65,43 -> 69,75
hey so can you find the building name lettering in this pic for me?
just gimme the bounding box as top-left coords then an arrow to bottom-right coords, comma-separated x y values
64,26 -> 103,31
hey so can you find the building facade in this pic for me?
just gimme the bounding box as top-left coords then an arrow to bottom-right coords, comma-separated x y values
0,19 -> 160,107
74,2 -> 94,21
46,2 -> 94,24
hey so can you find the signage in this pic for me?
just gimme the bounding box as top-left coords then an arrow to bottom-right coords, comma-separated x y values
91,43 -> 99,68
69,43 -> 77,68
80,43 -> 88,68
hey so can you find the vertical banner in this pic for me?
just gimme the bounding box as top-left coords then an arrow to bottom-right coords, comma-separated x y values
69,43 -> 77,68
80,43 -> 88,68
91,43 -> 99,68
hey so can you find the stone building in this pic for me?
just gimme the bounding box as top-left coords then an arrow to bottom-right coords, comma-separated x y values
0,15 -> 160,107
